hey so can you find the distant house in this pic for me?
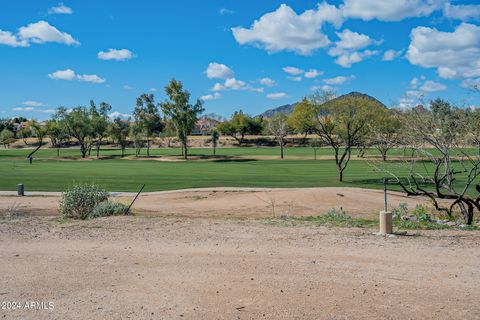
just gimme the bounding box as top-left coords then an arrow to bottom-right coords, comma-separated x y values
192,117 -> 219,136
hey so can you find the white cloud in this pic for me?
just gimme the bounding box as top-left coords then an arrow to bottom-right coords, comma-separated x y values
267,92 -> 289,99
201,92 -> 222,101
212,78 -> 263,92
48,69 -> 76,80
420,80 -> 447,92
443,3 -> 480,21
304,69 -> 323,78
13,107 -> 54,113
48,69 -> 105,84
108,112 -> 131,120
219,8 -> 234,15
98,48 -> 135,61
77,74 -> 106,84
323,75 -> 355,85
311,85 -> 335,92
410,77 -> 419,88
287,76 -> 302,82
328,29 -> 380,67
407,23 -> 480,80
205,62 -> 234,79
123,85 -> 133,90
232,3 -> 343,55
259,77 -> 276,87
0,30 -> 29,47
283,66 -> 304,75
341,0 -> 446,21
18,20 -> 79,46
48,3 -> 73,15
22,101 -> 46,107
382,49 -> 403,61
461,78 -> 480,90
150,88 -> 157,92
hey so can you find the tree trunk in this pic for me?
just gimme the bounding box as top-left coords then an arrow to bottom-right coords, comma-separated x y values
96,142 -> 100,158
314,148 -> 317,160
183,140 -> 188,160
338,168 -> 344,182
147,135 -> 150,157
382,151 -> 387,161
57,148 -> 60,157
280,140 -> 284,159
121,146 -> 125,157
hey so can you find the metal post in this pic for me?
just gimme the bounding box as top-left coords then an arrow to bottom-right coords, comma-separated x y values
383,178 -> 387,212
17,184 -> 24,196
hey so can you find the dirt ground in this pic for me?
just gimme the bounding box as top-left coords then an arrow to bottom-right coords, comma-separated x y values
0,215 -> 479,320
0,187 -> 435,219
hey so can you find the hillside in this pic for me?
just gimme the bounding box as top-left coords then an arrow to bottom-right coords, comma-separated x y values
258,92 -> 386,118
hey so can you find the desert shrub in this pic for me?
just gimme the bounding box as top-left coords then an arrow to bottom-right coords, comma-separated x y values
90,200 -> 129,218
412,204 -> 431,222
60,183 -> 109,219
392,203 -> 409,220
324,207 -> 351,221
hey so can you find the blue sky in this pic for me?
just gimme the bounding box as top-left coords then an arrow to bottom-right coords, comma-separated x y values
1,0 -> 479,120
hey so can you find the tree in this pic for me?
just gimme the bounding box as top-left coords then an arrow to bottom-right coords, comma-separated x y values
133,94 -> 162,157
217,111 -> 263,145
159,120 -> 177,148
90,100 -> 112,158
45,119 -> 68,157
374,99 -> 480,225
27,120 -> 48,158
312,91 -> 385,182
287,98 -> 317,144
129,122 -> 144,156
55,107 -> 94,158
267,113 -> 289,159
369,109 -> 404,161
109,117 -> 130,157
0,129 -> 14,148
160,79 -> 204,159
210,128 -> 220,157
465,107 -> 480,154
17,125 -> 32,145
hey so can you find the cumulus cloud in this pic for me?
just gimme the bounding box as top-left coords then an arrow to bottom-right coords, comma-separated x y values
407,23 -> 480,80
205,62 -> 234,79
287,76 -> 302,82
18,20 -> 79,46
283,66 -> 304,76
0,30 -> 29,47
48,69 -> 76,80
231,3 -> 343,55
77,74 -> 106,84
382,49 -> 403,61
48,69 -> 105,83
212,78 -> 263,92
341,0 -> 446,21
323,75 -> 355,85
98,48 -> 135,61
201,92 -> 222,101
259,77 -> 276,87
461,78 -> 480,90
123,85 -> 133,90
420,80 -> 447,92
267,92 -> 289,99
443,3 -> 480,21
48,3 -> 73,15
304,69 -> 323,78
311,85 -> 335,92
328,29 -> 380,67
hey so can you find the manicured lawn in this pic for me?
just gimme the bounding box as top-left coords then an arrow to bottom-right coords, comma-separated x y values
0,147 -> 476,192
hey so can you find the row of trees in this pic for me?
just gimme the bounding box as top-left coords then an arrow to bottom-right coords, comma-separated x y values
1,79 -> 204,159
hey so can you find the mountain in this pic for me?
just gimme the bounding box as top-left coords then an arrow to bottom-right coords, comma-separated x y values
258,103 -> 297,118
257,92 -> 386,118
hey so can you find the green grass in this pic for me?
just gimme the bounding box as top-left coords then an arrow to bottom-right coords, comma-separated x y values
264,215 -> 479,230
0,146 -> 478,192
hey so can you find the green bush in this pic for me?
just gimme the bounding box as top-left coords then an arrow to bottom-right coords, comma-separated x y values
324,207 -> 351,221
60,183 -> 109,219
90,200 -> 130,218
392,203 -> 408,220
412,204 -> 431,222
